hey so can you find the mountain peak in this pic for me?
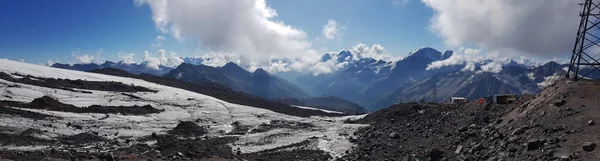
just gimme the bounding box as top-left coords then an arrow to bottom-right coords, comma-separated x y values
321,53 -> 333,62
253,68 -> 269,75
337,50 -> 353,62
222,62 -> 243,69
406,47 -> 443,61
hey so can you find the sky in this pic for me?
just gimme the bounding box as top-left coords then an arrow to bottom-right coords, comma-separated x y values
0,0 -> 585,73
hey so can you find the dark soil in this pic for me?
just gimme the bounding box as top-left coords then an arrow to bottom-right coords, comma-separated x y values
0,72 -> 156,93
249,120 -> 315,134
1,95 -> 163,115
0,106 -> 53,120
0,133 -> 54,146
91,68 -> 346,117
59,132 -> 106,145
168,121 -> 208,136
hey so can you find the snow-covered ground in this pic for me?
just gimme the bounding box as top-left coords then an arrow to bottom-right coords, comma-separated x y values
0,59 -> 367,158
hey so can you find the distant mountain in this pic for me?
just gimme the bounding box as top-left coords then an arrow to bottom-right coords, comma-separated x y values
52,61 -> 173,76
375,61 -> 569,110
289,47 -> 455,111
273,95 -> 368,114
164,62 -> 310,100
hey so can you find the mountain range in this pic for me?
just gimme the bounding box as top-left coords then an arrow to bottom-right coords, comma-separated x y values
163,62 -> 311,100
285,48 -> 574,111
50,47 -> 584,112
52,61 -> 173,76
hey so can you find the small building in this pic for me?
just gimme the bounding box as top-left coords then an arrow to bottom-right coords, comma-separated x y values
493,94 -> 517,104
450,97 -> 467,103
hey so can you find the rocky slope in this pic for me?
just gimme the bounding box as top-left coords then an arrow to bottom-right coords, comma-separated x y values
342,78 -> 600,161
273,96 -> 368,114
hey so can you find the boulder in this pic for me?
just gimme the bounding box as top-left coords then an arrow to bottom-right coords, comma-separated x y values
583,142 -> 596,152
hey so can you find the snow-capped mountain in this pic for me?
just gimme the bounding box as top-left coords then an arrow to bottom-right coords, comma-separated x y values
165,62 -> 311,100
0,59 -> 364,159
290,47 -> 455,111
374,61 -> 569,110
52,61 -> 174,76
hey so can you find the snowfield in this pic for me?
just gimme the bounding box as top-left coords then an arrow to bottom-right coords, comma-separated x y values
0,59 -> 367,159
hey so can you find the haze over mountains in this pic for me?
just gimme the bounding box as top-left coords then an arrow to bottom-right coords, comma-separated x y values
51,47 -> 575,112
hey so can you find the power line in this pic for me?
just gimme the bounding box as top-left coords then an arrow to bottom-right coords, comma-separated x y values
490,0 -> 550,51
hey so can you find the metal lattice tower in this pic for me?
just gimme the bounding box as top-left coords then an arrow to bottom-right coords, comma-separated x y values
567,0 -> 600,81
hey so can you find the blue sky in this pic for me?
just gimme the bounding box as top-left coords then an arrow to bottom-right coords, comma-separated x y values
0,0 -> 444,65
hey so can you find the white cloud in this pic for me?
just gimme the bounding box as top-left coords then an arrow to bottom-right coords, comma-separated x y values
479,61 -> 502,73
422,0 -> 580,56
142,49 -> 184,69
427,47 -> 486,71
322,20 -> 340,40
151,35 -> 166,47
47,60 -> 55,66
200,52 -> 243,68
118,52 -> 136,64
135,0 -> 321,71
350,43 -> 397,61
72,48 -> 103,64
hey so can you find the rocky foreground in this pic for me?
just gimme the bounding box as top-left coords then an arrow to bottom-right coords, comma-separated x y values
342,79 -> 600,161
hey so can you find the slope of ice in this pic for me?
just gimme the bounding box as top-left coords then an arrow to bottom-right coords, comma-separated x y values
0,59 -> 367,158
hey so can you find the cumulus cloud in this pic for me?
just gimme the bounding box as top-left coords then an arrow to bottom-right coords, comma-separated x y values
422,0 -> 580,56
479,61 -> 503,73
118,52 -> 136,64
427,47 -> 486,71
72,49 -> 103,64
322,20 -> 340,40
350,43 -> 397,61
135,0 -> 321,70
200,52 -> 243,68
142,49 -> 184,69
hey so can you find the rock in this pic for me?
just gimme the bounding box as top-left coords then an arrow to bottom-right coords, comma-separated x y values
99,152 -> 115,161
512,127 -> 525,135
526,139 -> 545,151
583,142 -> 596,152
389,132 -> 399,139
151,132 -> 158,138
428,148 -> 443,160
508,147 -> 518,153
455,145 -> 463,154
177,152 -> 184,157
458,126 -> 468,133
588,120 -> 595,126
554,100 -> 567,107
495,119 -> 503,124
553,148 -> 572,159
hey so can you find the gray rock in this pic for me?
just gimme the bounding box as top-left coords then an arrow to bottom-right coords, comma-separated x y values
526,139 -> 545,151
511,127 -> 525,135
583,142 -> 596,152
429,148 -> 443,160
554,100 -> 567,107
552,148 -> 572,159
455,145 -> 463,154
389,132 -> 399,139
588,120 -> 595,126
